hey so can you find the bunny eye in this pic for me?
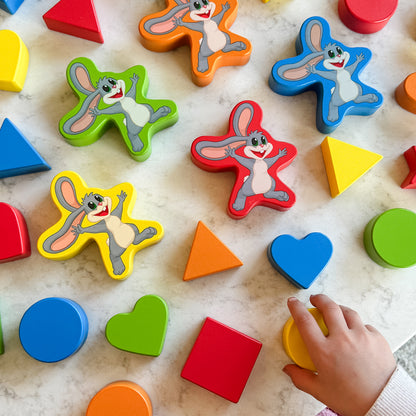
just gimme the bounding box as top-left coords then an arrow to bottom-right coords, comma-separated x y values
102,85 -> 111,93
108,79 -> 116,85
194,1 -> 201,9
261,136 -> 267,145
94,195 -> 103,202
202,0 -> 208,4
328,50 -> 335,59
251,137 -> 259,146
336,46 -> 343,55
88,202 -> 97,210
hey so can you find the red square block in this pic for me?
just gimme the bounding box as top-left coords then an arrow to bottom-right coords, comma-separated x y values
181,317 -> 262,403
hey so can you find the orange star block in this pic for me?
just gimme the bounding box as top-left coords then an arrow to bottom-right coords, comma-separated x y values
139,0 -> 251,87
401,146 -> 416,189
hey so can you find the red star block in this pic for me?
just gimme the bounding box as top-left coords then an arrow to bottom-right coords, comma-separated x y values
401,146 -> 416,189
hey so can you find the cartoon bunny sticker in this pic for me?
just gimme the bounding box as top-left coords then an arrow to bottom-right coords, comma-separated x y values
269,16 -> 383,133
139,0 -> 252,86
60,57 -> 178,161
191,101 -> 297,219
38,171 -> 163,280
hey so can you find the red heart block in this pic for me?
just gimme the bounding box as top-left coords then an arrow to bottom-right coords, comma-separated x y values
0,202 -> 31,263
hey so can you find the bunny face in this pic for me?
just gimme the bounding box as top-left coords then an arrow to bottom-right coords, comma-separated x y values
322,43 -> 350,71
96,77 -> 126,105
189,0 -> 215,21
82,193 -> 112,223
243,131 -> 273,160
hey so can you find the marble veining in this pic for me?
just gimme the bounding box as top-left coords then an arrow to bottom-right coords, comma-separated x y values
0,0 -> 415,415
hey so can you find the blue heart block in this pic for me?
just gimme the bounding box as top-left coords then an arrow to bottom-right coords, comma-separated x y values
267,232 -> 333,289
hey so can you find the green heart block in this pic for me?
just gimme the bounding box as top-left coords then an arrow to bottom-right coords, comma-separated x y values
105,295 -> 168,356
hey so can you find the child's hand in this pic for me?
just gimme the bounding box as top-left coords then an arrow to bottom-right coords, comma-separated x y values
283,294 -> 396,416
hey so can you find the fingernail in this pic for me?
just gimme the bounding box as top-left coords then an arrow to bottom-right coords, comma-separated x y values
287,297 -> 298,303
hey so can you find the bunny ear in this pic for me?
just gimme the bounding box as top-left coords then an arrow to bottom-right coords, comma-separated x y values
195,138 -> 247,160
278,55 -> 323,80
305,19 -> 324,52
64,93 -> 100,134
55,176 -> 82,211
69,62 -> 96,95
45,210 -> 85,253
233,102 -> 254,136
143,4 -> 189,34
42,176 -> 87,254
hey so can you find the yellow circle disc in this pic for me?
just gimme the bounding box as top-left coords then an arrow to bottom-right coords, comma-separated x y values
282,308 -> 328,371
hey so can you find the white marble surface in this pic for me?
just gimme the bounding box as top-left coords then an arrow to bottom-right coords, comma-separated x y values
1,0 -> 416,415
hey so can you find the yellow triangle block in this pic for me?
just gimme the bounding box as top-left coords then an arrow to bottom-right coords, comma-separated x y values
321,136 -> 383,198
183,221 -> 243,281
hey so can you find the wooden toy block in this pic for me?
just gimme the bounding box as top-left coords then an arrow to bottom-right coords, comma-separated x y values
364,208 -> 416,269
321,136 -> 383,197
0,0 -> 25,14
43,0 -> 104,43
105,295 -> 168,357
0,202 -> 31,263
401,146 -> 416,189
0,310 -> 4,355
191,101 -> 297,219
268,232 -> 333,289
0,118 -> 51,178
338,0 -> 398,34
181,317 -> 262,403
19,297 -> 89,363
283,308 -> 328,372
395,73 -> 416,115
37,171 -> 163,280
269,16 -> 383,134
183,221 -> 242,281
139,0 -> 252,87
87,381 -> 152,416
0,30 -> 29,92
60,57 -> 178,162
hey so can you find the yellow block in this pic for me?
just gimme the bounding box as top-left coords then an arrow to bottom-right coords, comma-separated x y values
0,30 -> 29,92
321,136 -> 383,198
282,308 -> 328,372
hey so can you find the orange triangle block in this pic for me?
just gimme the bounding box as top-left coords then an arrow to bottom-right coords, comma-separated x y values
43,0 -> 104,44
183,222 -> 243,281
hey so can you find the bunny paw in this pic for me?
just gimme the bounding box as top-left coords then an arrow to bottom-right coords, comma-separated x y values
89,107 -> 101,116
118,191 -> 127,202
150,106 -> 171,123
111,257 -> 126,275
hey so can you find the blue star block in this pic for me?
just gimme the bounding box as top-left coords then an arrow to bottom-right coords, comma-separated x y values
269,16 -> 383,134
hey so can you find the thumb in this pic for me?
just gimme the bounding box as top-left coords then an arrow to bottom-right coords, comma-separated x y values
283,364 -> 319,395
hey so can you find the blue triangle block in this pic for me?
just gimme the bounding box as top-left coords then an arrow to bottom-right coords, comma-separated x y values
0,0 -> 25,14
0,118 -> 51,179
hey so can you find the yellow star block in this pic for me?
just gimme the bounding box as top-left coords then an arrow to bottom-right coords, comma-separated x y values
37,171 -> 163,280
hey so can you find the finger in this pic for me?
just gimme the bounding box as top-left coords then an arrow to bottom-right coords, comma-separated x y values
365,324 -> 382,335
283,364 -> 319,395
287,297 -> 327,351
310,294 -> 348,334
340,305 -> 364,330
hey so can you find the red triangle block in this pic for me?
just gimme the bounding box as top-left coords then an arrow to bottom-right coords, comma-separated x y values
43,0 -> 104,44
